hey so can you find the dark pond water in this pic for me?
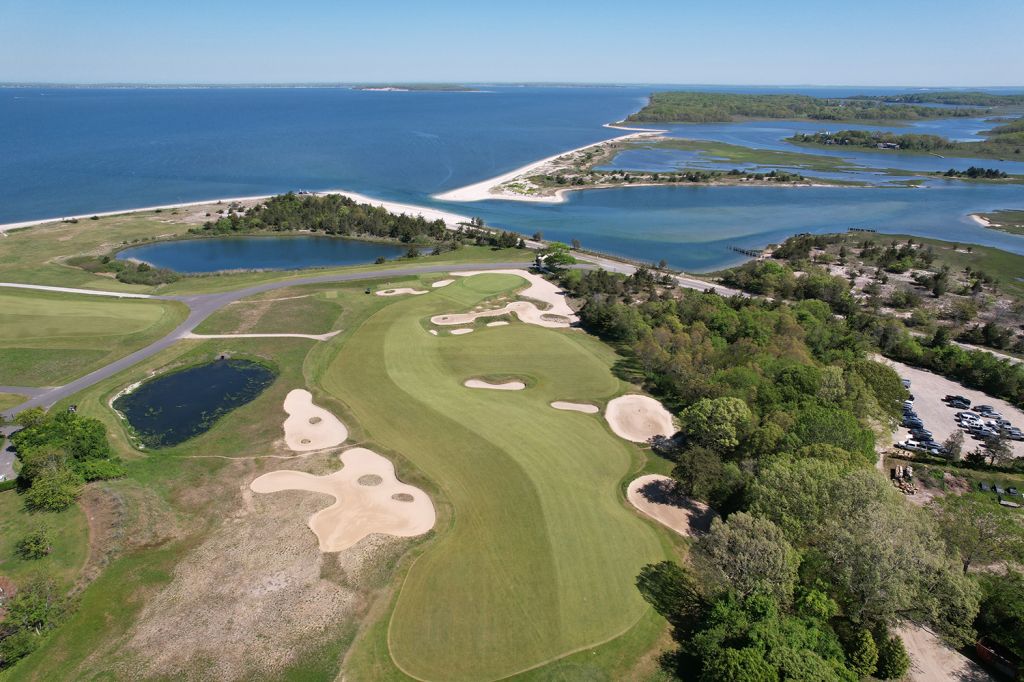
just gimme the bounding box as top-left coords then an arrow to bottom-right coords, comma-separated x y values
118,236 -> 409,273
114,359 -> 276,448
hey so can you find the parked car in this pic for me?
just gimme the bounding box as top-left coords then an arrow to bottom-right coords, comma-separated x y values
910,429 -> 933,440
944,395 -> 970,405
950,400 -> 971,409
902,378 -> 911,389
1007,429 -> 1024,441
896,439 -> 923,452
995,486 -> 1006,495
1009,488 -> 1020,497
980,482 -> 992,492
973,405 -> 995,413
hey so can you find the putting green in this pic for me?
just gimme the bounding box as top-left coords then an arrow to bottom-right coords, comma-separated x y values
0,289 -> 186,386
322,274 -> 666,681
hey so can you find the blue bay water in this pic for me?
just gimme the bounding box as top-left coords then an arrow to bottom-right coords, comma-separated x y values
2,85 -> 1023,271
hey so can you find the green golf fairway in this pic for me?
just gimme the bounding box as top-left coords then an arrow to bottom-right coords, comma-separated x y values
322,274 -> 666,681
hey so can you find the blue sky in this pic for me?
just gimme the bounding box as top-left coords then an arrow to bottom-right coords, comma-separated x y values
2,0 -> 1021,86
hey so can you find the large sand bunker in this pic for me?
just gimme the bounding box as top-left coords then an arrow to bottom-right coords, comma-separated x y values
282,389 -> 348,451
627,475 -> 717,537
376,287 -> 428,297
551,401 -> 599,414
250,448 -> 435,552
605,395 -> 675,443
464,378 -> 526,391
430,269 -> 578,329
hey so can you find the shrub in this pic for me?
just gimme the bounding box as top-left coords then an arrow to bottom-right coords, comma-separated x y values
15,527 -> 52,560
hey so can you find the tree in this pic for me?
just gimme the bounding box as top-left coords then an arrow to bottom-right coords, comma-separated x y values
23,465 -> 83,512
15,527 -> 52,560
540,242 -> 575,268
932,493 -> 1024,574
695,513 -> 799,605
874,634 -> 910,680
975,571 -> 1024,660
846,628 -> 878,677
532,231 -> 543,241
671,446 -> 745,511
570,238 -> 581,250
679,397 -> 753,452
942,430 -> 964,462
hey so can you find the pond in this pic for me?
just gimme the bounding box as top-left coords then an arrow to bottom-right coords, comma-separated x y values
118,236 -> 409,273
114,359 -> 276,448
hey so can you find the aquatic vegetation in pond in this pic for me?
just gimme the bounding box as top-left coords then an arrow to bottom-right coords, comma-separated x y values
113,359 -> 276,448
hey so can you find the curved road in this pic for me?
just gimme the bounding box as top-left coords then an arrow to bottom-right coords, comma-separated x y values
1,262 -> 533,421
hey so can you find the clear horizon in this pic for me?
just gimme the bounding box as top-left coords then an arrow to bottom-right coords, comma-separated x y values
2,0 -> 1022,87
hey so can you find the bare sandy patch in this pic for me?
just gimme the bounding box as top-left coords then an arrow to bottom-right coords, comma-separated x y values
464,379 -> 526,391
627,475 -> 717,536
428,329 -> 438,336
282,389 -> 347,452
376,287 -> 428,297
486,321 -> 510,327
431,279 -> 454,288
450,328 -> 474,335
605,395 -> 675,443
250,448 -> 435,552
551,401 -> 599,414
897,623 -> 992,682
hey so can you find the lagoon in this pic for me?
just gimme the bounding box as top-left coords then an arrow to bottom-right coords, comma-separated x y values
118,235 -> 408,273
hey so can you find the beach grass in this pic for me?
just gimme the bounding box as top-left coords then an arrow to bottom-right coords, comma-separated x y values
0,288 -> 188,386
325,274 -> 669,681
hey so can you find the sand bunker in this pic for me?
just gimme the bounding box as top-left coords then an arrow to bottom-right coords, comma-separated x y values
464,379 -> 526,391
551,401 -> 599,414
428,329 -> 438,336
605,395 -> 675,443
250,448 -> 435,552
375,288 -> 428,297
627,475 -> 717,537
282,389 -> 348,451
430,269 -> 578,329
431,279 -> 454,288
486,321 -> 509,327
450,328 -> 474,335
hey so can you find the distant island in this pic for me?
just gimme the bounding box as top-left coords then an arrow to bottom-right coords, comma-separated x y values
788,117 -> 1024,161
625,91 -> 991,123
973,209 -> 1024,235
352,84 -> 480,92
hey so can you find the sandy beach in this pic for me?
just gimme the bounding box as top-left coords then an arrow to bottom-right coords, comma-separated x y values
970,213 -> 993,227
0,189 -> 473,235
433,124 -> 665,204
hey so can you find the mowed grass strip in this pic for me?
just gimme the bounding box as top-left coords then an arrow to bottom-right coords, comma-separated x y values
323,274 -> 666,681
0,289 -> 187,386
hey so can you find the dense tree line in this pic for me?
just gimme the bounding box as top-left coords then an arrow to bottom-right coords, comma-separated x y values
190,193 -> 449,243
626,92 -> 985,123
854,92 -> 1024,107
11,408 -> 125,511
944,166 -> 1009,179
790,129 -> 1022,158
562,269 -> 979,679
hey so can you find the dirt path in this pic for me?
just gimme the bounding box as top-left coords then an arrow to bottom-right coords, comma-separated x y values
897,624 -> 992,682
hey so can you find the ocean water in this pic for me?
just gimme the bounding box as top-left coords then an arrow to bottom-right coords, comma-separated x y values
2,85 -> 1023,271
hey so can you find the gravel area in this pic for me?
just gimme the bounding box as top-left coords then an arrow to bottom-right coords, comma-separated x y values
878,357 -> 1024,459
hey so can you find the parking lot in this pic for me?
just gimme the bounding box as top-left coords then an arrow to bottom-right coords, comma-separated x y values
879,357 -> 1024,460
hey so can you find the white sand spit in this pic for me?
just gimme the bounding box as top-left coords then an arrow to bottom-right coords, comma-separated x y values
250,448 -> 435,552
430,269 -> 577,329
375,287 -> 428,297
450,328 -> 474,335
486,321 -> 509,327
605,395 -> 675,443
431,279 -> 454,288
464,379 -> 526,391
551,401 -> 599,414
970,213 -> 993,228
627,475 -> 717,537
282,389 -> 348,451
